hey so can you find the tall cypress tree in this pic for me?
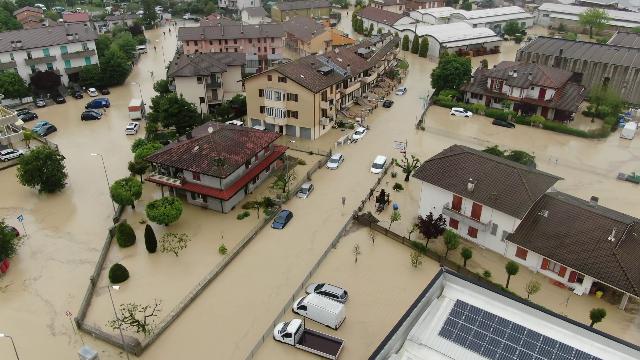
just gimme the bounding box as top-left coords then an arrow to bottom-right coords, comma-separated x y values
418,37 -> 429,57
401,35 -> 410,51
411,34 -> 420,54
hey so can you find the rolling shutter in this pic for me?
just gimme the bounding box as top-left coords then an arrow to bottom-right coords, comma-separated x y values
558,266 -> 567,278
541,258 -> 549,270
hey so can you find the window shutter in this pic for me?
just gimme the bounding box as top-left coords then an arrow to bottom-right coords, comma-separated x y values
568,271 -> 578,283
259,106 -> 265,114
259,89 -> 264,97
558,266 -> 567,278
541,258 -> 549,270
449,218 -> 459,230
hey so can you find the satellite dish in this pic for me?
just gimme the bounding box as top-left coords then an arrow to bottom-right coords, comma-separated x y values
208,126 -> 214,133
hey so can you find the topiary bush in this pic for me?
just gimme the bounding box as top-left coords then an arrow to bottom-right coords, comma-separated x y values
109,263 -> 130,284
144,224 -> 157,253
393,182 -> 404,191
237,211 -> 250,220
116,221 -> 136,248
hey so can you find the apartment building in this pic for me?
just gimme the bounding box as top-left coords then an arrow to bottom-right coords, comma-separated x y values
0,23 -> 99,86
218,0 -> 261,11
283,16 -> 355,57
241,7 -> 271,24
245,33 -> 399,139
271,0 -> 332,22
370,0 -> 407,14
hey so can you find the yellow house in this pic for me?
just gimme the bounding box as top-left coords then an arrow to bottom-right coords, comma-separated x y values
271,0 -> 332,22
283,16 -> 356,57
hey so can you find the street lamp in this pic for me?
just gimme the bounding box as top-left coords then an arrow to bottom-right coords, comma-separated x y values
107,285 -> 131,360
90,153 -> 116,214
0,333 -> 20,359
130,82 -> 143,102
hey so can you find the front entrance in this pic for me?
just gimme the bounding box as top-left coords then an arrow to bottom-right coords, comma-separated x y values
541,107 -> 549,119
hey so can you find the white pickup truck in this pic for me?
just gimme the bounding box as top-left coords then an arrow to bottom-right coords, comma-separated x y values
273,319 -> 344,359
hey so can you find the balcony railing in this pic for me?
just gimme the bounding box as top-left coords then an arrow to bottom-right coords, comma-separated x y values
266,117 -> 287,126
25,55 -> 57,66
207,96 -> 222,104
320,117 -> 331,126
61,49 -> 96,60
442,203 -> 491,232
206,80 -> 222,89
148,172 -> 183,186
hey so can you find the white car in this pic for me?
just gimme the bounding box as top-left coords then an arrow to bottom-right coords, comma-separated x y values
395,86 -> 407,96
125,122 -> 140,135
326,153 -> 344,170
87,88 -> 98,97
450,107 -> 473,117
136,10 -> 144,15
0,149 -> 24,161
351,127 -> 367,140
296,182 -> 314,199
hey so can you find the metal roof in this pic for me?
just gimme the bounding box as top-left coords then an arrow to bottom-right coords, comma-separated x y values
451,6 -> 528,20
538,3 -> 640,24
394,22 -> 501,45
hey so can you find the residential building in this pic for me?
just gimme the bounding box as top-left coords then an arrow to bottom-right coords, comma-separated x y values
461,61 -> 586,121
63,12 -> 91,23
241,7 -> 271,24
245,33 -> 399,139
178,23 -> 285,74
0,107 -> 22,146
13,6 -> 45,29
200,14 -> 241,26
535,3 -> 640,32
357,6 -> 416,34
405,0 -> 446,11
412,144 -> 561,255
145,123 -> 287,213
607,30 -> 640,47
409,7 -> 458,24
167,52 -> 246,114
270,0 -> 332,22
0,23 -> 99,86
218,0 -> 261,10
284,16 -> 355,57
370,268 -> 640,360
508,191 -> 640,310
448,6 -> 534,34
516,37 -> 640,104
103,13 -> 139,31
371,0 -> 407,14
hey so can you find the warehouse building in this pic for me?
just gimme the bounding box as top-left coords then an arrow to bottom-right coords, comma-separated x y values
449,6 -> 535,34
408,7 -> 457,24
535,3 -> 640,32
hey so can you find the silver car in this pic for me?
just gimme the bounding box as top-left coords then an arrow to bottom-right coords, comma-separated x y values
326,153 -> 344,170
305,283 -> 348,303
297,182 -> 314,199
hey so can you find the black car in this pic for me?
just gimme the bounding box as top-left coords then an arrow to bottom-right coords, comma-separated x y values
492,119 -> 516,128
73,91 -> 84,99
38,124 -> 57,137
81,110 -> 102,121
53,93 -> 66,104
18,111 -> 38,122
382,100 -> 394,108
100,88 -> 110,95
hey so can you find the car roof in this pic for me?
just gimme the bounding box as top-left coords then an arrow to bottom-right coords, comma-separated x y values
452,107 -> 464,111
355,127 -> 366,131
301,182 -> 312,188
318,283 -> 344,294
278,209 -> 291,216
331,153 -> 342,158
373,155 -> 387,162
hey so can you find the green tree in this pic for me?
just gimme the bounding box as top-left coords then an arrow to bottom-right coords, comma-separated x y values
0,219 -> 23,260
503,20 -> 523,37
368,23 -> 374,36
131,138 -> 150,153
153,79 -> 172,95
95,34 -> 113,58
44,10 -> 59,21
110,177 -> 143,210
377,27 -> 383,34
144,224 -> 157,253
115,221 -> 136,247
395,155 -> 421,182
410,251 -> 423,268
142,0 -> 158,27
589,308 -> 607,327
147,93 -> 201,136
134,142 -> 163,161
389,210 -> 401,230
17,147 -> 68,193
505,150 -> 536,167
480,59 -> 489,68
418,37 -> 429,57
461,247 -> 472,268
0,0 -> 18,13
22,130 -> 35,149
111,31 -> 138,60
159,232 -> 191,256
128,159 -> 150,182
443,229 -> 460,260
100,48 -> 132,86
0,71 -> 30,99
460,0 -> 472,10
108,263 -> 130,283
418,212 -> 446,247
505,260 -> 520,289
0,9 -> 23,32
401,34 -> 410,51
588,85 -> 624,121
482,145 -> 505,158
525,279 -> 541,300
79,64 -> 104,88
146,197 -> 183,226
271,163 -> 297,195
411,34 -> 420,54
430,53 -> 472,95
579,8 -> 610,38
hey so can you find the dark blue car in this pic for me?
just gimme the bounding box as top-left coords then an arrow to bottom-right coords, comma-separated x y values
85,98 -> 110,109
271,210 -> 293,229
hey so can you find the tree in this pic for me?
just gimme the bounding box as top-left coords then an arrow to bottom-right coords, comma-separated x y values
411,34 -> 420,54
395,155 -> 421,182
480,59 -> 489,68
389,210 -> 401,230
159,232 -> 191,256
144,224 -> 157,253
79,64 -> 104,88
460,247 -> 472,268
116,221 -> 136,247
0,71 -> 30,99
0,219 -> 23,260
147,93 -> 201,136
505,150 -> 536,167
242,200 -> 263,219
100,48 -> 132,86
153,79 -> 172,96
377,27 -> 383,34
142,0 -> 158,27
589,308 -> 607,327
418,37 -> 429,58
579,8 -> 610,38
443,229 -> 460,260
410,251 -> 423,268
44,10 -> 59,21
134,142 -> 163,161
505,260 -> 520,289
401,34 -> 410,51
503,20 -> 523,37
107,300 -> 161,337
368,23 -> 374,36
460,0 -> 472,10
110,177 -> 143,210
588,85 -> 624,121
95,34 -> 113,58
146,197 -> 183,226
482,145 -> 505,158
228,94 -> 247,118
22,130 -> 35,149
353,243 -> 361,263
0,9 -> 23,32
108,263 -> 130,283
111,31 -> 138,61
29,70 -> 61,92
131,138 -> 150,153
17,147 -> 68,193
431,53 -> 472,95
417,212 -> 446,247
271,162 -> 297,195
525,279 -> 541,300
0,0 -> 18,14
128,159 -> 150,183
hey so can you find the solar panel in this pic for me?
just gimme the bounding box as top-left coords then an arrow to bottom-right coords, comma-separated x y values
438,300 -> 603,360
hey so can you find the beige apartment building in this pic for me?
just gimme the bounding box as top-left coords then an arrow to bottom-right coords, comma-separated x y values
271,0 -> 332,22
245,33 -> 399,139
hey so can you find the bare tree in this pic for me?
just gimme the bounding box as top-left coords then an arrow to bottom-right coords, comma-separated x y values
395,155 -> 421,181
159,232 -> 191,256
353,243 -> 361,263
107,300 -> 161,337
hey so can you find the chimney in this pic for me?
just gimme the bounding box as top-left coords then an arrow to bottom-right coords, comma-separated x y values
558,48 -> 564,57
608,228 -> 617,242
346,64 -> 351,74
589,196 -> 599,207
16,40 -> 22,48
74,33 -> 79,40
512,69 -> 518,78
67,33 -> 73,40
527,72 -> 532,80
508,70 -> 513,76
467,178 -> 476,192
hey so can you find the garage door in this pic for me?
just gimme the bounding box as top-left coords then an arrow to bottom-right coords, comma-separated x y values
286,125 -> 297,136
264,122 -> 276,132
299,127 -> 312,139
251,118 -> 262,127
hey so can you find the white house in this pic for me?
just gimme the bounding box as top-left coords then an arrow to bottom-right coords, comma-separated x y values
535,3 -> 640,31
370,0 -> 407,14
0,22 -> 99,86
412,145 -> 561,255
241,6 -> 271,24
219,0 -> 261,10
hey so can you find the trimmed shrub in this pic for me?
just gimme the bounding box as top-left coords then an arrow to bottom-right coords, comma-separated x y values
237,211 -> 250,220
218,244 -> 228,255
393,182 -> 404,191
297,159 -> 306,165
144,224 -> 157,253
109,263 -> 130,284
484,108 -> 510,121
116,222 -> 136,248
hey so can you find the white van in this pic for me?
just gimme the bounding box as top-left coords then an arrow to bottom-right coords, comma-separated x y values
620,122 -> 637,140
371,155 -> 387,174
128,98 -> 145,120
292,293 -> 346,330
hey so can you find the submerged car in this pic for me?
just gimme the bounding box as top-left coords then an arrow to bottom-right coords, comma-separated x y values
305,283 -> 348,303
32,120 -> 51,133
18,111 -> 38,122
73,90 -> 84,99
125,122 -> 140,135
87,88 -> 99,97
382,100 -> 394,108
34,97 -> 46,107
492,119 -> 516,128
351,127 -> 367,140
296,182 -> 314,199
325,153 -> 344,170
53,93 -> 66,104
450,107 -> 472,117
395,86 -> 407,96
271,209 -> 293,229
35,124 -> 57,137
81,110 -> 102,121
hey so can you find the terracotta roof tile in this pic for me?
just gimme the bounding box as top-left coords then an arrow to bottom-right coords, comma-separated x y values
167,52 -> 246,77
178,23 -> 285,41
358,6 -> 406,25
274,0 -> 331,11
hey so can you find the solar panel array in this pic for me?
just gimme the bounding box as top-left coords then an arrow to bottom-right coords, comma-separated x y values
438,300 -> 602,360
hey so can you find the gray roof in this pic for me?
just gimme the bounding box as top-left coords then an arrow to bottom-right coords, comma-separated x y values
178,23 -> 284,41
517,36 -> 640,68
607,31 -> 640,48
105,13 -> 139,21
0,23 -> 98,53
509,191 -> 640,297
168,52 -> 246,77
242,6 -> 269,17
372,0 -> 406,6
283,16 -> 326,42
358,6 -> 407,25
274,0 -> 331,11
412,145 -> 562,219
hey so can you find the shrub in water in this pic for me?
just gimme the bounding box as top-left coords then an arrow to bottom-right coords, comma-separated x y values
144,224 -> 157,253
219,244 -> 228,255
109,263 -> 130,284
237,211 -> 250,220
393,182 -> 404,191
116,222 -> 136,248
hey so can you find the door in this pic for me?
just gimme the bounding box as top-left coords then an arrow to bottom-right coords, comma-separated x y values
452,195 -> 462,212
538,88 -> 546,100
541,107 -> 549,119
470,202 -> 482,220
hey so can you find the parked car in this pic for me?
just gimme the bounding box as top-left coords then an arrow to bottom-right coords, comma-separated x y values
395,86 -> 407,96
325,153 -> 344,170
73,90 -> 84,99
306,283 -> 349,303
273,319 -> 344,359
136,45 -> 148,54
492,119 -> 516,128
0,149 -> 24,162
34,97 -> 46,108
351,127 -> 367,140
53,93 -> 66,104
15,108 -> 30,116
125,122 -> 140,135
32,121 -> 51,133
87,88 -> 99,97
85,98 -> 110,109
382,100 -> 394,108
370,155 -> 387,174
183,13 -> 200,20
450,107 -> 472,117
81,110 -> 102,121
35,124 -> 57,137
272,209 -> 293,229
17,111 -> 38,122
100,88 -> 110,95
297,182 -> 314,199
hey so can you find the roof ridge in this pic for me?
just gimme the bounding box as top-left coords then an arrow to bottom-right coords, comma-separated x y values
515,168 -> 535,203
612,246 -> 640,296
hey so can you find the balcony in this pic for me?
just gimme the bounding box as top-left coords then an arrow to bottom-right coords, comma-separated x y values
442,203 -> 491,232
207,96 -> 222,104
320,100 -> 331,109
147,172 -> 183,186
0,61 -> 17,70
320,117 -> 331,126
24,55 -> 57,66
64,65 -> 86,74
206,79 -> 222,89
266,116 -> 287,126
61,49 -> 96,60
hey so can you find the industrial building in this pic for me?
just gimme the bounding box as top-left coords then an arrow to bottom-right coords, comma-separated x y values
535,3 -> 640,32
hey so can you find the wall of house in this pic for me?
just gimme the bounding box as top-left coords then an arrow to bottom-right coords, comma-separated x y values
174,77 -> 208,113
222,65 -> 244,94
242,13 -> 270,24
182,36 -> 284,57
272,7 -> 332,22
302,30 -> 333,55
377,4 -> 406,14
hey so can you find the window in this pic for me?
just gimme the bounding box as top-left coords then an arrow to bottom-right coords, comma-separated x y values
259,106 -> 265,113
233,39 -> 238,44
265,106 -> 286,118
257,38 -> 261,43
449,218 -> 459,229
46,63 -> 53,70
186,41 -> 190,46
225,39 -> 228,45
451,194 -> 462,212
278,76 -> 287,83
542,258 -> 567,277
192,172 -> 201,181
264,47 -> 267,52
249,39 -> 252,44
501,230 -> 510,242
43,48 -> 50,57
82,42 -> 89,51
197,76 -> 203,84
60,45 -> 68,54
272,48 -> 275,54
490,223 -> 498,236
84,56 -> 91,65
264,89 -> 284,101
267,74 -> 272,81
199,97 -> 205,104
26,51 -> 32,59
288,111 -> 298,119
9,52 -> 14,61
209,40 -> 213,45
467,226 -> 478,239
271,37 -> 274,43
234,48 -> 238,52
259,89 -> 264,97
64,59 -> 71,68
515,246 -> 528,260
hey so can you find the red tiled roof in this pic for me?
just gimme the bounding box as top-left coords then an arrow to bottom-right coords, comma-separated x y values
147,146 -> 287,201
63,12 -> 91,23
358,6 -> 406,25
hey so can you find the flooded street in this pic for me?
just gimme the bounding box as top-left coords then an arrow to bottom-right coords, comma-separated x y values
0,14 -> 639,360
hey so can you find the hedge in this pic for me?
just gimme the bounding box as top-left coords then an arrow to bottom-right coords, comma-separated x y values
514,115 -> 611,139
116,221 -> 136,248
109,263 -> 130,284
